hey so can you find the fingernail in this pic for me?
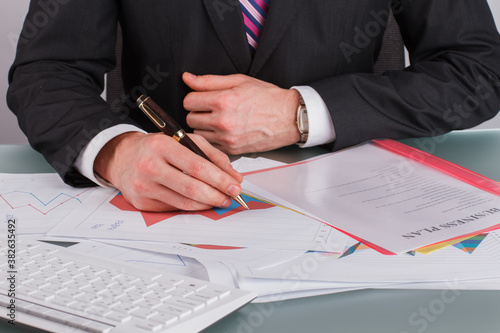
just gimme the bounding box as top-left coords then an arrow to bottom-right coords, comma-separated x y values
221,198 -> 232,208
227,184 -> 240,197
185,72 -> 197,80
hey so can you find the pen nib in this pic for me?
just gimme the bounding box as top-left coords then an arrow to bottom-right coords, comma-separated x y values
234,195 -> 250,210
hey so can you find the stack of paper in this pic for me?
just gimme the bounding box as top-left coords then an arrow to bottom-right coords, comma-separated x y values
4,139 -> 500,302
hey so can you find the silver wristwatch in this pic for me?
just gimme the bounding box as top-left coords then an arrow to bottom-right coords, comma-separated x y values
296,95 -> 309,144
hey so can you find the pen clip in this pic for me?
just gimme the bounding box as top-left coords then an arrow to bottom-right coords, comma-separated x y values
137,97 -> 166,129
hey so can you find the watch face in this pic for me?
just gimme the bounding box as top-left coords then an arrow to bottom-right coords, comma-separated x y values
298,108 -> 309,133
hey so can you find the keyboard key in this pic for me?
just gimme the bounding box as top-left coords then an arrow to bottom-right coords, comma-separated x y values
52,295 -> 76,307
178,281 -> 207,292
130,307 -> 159,320
132,278 -> 159,290
104,310 -> 133,324
170,287 -> 195,298
41,283 -> 68,295
118,292 -> 145,305
64,315 -> 96,331
135,297 -> 163,310
150,311 -> 179,326
25,304 -> 52,316
135,321 -> 164,332
36,309 -> 76,326
83,321 -> 113,333
82,283 -> 109,295
169,296 -> 205,312
74,292 -> 102,305
160,304 -> 192,319
162,277 -> 185,286
81,320 -> 114,333
93,298 -> 121,309
205,287 -> 231,299
66,278 -> 91,290
58,271 -> 84,283
17,285 -> 38,296
81,265 -> 106,276
69,301 -> 93,313
133,284 -> 160,296
85,305 -> 113,318
111,302 -> 140,314
30,290 -> 55,302
145,288 -> 173,302
116,273 -> 140,284
58,287 -> 85,299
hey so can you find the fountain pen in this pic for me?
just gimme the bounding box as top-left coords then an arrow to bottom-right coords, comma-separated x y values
136,95 -> 249,210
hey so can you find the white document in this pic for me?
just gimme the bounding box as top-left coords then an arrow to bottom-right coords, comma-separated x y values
68,240 -> 210,281
245,142 -> 500,254
100,239 -> 305,268
47,188 -> 348,252
0,173 -> 105,235
237,231 -> 500,284
222,231 -> 500,301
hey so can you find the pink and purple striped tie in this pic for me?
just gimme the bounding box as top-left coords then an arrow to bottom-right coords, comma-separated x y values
240,0 -> 270,54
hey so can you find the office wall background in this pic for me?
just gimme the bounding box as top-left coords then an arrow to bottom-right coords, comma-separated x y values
1,1 -> 500,144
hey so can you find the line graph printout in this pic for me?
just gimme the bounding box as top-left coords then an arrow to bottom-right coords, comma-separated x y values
68,240 -> 209,280
239,231 -> 500,284
48,189 -> 349,251
0,174 -> 104,234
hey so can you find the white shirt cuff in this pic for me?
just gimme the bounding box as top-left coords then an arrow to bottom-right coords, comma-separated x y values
74,125 -> 147,188
292,86 -> 336,148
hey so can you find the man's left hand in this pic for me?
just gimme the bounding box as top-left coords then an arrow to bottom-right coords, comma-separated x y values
183,72 -> 301,155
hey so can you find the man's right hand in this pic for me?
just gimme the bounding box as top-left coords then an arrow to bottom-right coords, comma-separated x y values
93,132 -> 244,212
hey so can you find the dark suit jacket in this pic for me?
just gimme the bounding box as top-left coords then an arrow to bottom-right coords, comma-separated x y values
7,0 -> 500,186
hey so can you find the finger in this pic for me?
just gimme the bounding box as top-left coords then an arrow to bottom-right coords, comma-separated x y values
164,138 -> 243,199
182,72 -> 249,92
183,90 -> 229,113
161,169 -> 234,210
186,110 -> 216,131
124,181 -> 215,212
190,134 -> 244,183
192,129 -> 219,143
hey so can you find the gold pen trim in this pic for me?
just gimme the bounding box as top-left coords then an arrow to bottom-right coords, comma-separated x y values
138,99 -> 166,129
173,130 -> 186,142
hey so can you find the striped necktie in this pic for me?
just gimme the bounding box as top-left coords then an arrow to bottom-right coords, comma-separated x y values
239,0 -> 270,54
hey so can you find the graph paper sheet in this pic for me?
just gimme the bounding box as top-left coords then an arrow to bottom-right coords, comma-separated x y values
0,173 -> 110,235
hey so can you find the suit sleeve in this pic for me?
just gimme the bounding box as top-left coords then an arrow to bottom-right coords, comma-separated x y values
7,0 -> 129,187
310,0 -> 500,151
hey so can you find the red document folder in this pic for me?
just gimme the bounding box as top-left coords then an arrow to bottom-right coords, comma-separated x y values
244,139 -> 500,255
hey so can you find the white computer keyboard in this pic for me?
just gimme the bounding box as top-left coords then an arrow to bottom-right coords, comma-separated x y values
0,238 -> 256,332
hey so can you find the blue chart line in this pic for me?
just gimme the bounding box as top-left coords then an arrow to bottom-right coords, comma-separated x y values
125,255 -> 187,267
0,189 -> 90,215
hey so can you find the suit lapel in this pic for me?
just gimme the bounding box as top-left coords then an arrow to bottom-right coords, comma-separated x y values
202,0 -> 305,76
202,0 -> 252,73
249,0 -> 305,76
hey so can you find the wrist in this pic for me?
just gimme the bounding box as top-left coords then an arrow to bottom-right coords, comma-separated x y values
94,131 -> 145,185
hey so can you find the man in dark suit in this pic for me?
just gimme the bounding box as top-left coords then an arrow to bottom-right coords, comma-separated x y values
7,0 -> 500,212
